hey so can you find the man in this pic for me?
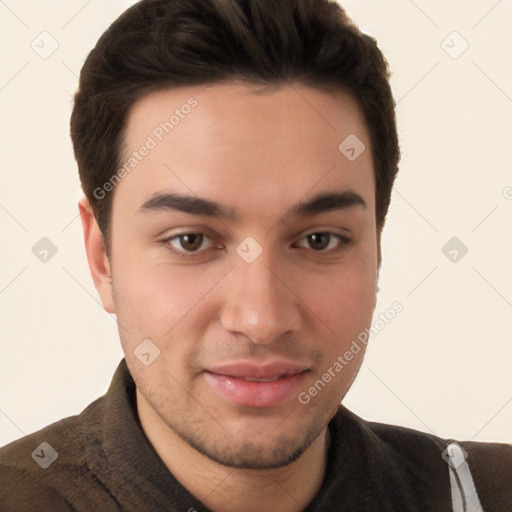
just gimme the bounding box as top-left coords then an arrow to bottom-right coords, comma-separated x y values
0,0 -> 510,510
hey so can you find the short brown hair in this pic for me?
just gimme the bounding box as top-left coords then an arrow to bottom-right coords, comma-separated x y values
70,0 -> 400,256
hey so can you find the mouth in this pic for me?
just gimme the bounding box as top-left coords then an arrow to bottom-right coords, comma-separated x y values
204,362 -> 310,408
234,375 -> 292,382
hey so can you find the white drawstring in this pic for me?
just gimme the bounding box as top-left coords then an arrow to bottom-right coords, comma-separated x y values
445,442 -> 485,512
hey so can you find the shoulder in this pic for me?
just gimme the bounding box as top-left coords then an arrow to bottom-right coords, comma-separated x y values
0,398 -> 104,511
337,407 -> 512,508
366,413 -> 512,472
457,439 -> 512,510
367,416 -> 512,473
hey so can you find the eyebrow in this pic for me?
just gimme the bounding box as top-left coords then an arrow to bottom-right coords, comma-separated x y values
136,189 -> 367,220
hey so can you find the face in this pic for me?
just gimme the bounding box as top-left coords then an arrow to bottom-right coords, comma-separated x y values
100,82 -> 379,469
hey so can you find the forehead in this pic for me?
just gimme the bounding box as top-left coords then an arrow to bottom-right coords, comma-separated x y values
115,82 -> 374,222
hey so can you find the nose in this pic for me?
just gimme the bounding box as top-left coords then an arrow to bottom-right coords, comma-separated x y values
220,249 -> 303,345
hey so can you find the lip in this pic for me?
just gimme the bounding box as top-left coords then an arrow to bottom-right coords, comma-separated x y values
207,361 -> 310,379
204,361 -> 310,408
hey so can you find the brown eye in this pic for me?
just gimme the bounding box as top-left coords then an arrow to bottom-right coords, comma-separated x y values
176,234 -> 204,251
307,233 -> 331,251
162,233 -> 214,258
296,232 -> 352,254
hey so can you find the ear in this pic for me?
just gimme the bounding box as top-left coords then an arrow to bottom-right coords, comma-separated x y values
78,194 -> 115,314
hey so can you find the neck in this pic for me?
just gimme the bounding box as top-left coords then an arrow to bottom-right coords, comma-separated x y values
136,388 -> 330,512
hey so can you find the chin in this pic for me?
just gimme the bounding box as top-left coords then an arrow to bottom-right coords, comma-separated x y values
169,412 -> 326,470
194,436 -> 311,470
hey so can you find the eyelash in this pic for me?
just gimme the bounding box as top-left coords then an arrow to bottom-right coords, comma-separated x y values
159,231 -> 353,259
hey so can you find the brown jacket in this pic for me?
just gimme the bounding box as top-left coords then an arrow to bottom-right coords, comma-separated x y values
1,359 -> 511,511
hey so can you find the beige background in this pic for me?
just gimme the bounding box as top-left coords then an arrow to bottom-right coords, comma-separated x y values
1,0 -> 511,447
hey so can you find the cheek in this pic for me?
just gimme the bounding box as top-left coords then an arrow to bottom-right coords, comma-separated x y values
112,251 -> 225,345
300,249 -> 377,337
